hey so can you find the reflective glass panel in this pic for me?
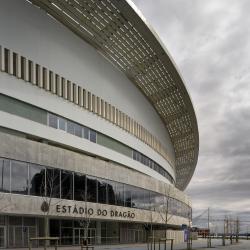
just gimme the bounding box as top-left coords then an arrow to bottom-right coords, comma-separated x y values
23,217 -> 36,226
115,182 -> 124,206
74,124 -> 82,138
132,151 -> 136,160
106,180 -> 116,205
46,168 -> 60,198
97,178 -> 107,204
50,219 -> 60,237
157,194 -> 165,212
124,185 -> 132,208
149,160 -> 153,169
61,170 -> 73,200
67,121 -> 75,135
74,173 -> 86,201
144,190 -> 151,210
58,117 -> 66,131
149,192 -> 159,211
48,113 -> 58,129
132,188 -> 145,209
135,152 -> 141,162
89,130 -> 96,143
86,176 -> 97,202
83,127 -> 89,140
61,227 -> 73,245
0,158 -> 10,192
11,161 -> 28,195
29,164 -> 46,196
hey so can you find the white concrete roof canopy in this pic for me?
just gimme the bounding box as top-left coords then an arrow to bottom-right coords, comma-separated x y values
29,0 -> 199,190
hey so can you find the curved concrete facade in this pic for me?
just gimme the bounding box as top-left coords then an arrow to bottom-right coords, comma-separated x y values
0,0 -> 174,157
0,0 -> 198,247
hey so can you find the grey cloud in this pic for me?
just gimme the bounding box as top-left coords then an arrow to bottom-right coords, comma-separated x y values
132,0 -> 250,225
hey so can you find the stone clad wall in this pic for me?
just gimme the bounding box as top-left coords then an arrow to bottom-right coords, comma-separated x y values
0,193 -> 189,226
0,131 -> 190,204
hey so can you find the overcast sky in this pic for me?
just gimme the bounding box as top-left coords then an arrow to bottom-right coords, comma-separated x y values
132,0 -> 250,228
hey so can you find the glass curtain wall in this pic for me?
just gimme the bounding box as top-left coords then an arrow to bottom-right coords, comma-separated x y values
0,157 -> 191,219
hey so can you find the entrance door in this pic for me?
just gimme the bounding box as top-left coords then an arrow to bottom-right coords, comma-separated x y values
73,228 -> 84,245
23,226 -> 37,247
74,228 -> 96,245
9,226 -> 22,247
0,226 -> 6,248
8,226 -> 37,247
127,229 -> 145,243
88,228 -> 96,245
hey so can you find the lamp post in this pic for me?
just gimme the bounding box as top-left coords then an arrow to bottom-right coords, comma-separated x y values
207,208 -> 211,248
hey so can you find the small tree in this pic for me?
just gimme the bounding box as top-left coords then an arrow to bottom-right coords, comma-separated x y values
187,207 -> 192,250
236,218 -> 240,243
143,202 -> 154,244
158,184 -> 174,240
79,190 -> 91,246
40,168 -> 62,249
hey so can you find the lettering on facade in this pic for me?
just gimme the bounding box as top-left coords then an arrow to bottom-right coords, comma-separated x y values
55,205 -> 135,219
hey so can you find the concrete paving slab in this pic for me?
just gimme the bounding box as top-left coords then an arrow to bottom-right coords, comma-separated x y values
6,239 -> 250,250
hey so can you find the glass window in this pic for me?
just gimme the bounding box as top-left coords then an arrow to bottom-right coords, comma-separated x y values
0,216 -> 5,225
29,164 -> 46,196
67,121 -> 75,135
106,180 -> 116,205
132,151 -> 136,160
48,113 -> 58,129
58,117 -> 67,131
23,217 -> 36,226
89,130 -> 96,143
50,219 -> 60,237
156,194 -> 165,212
141,155 -> 146,165
61,220 -> 73,227
61,170 -> 73,200
153,163 -> 159,172
11,161 -> 28,195
0,158 -> 10,192
124,185 -> 132,208
132,188 -> 145,209
149,160 -> 153,169
83,127 -> 89,140
74,124 -> 82,138
159,167 -> 163,175
150,192 -> 160,211
9,216 -> 22,225
115,182 -> 124,206
144,190 -> 151,210
97,178 -> 107,204
86,176 -> 97,203
46,168 -> 60,198
176,199 -> 182,216
61,227 -> 73,245
135,152 -> 141,162
74,173 -> 86,201
169,197 -> 177,215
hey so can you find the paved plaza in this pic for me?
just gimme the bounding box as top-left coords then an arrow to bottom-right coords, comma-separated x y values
7,239 -> 250,250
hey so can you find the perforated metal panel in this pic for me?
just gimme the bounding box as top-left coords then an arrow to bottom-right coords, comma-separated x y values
29,0 -> 199,190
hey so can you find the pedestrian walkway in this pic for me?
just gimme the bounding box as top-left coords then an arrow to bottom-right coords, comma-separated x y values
7,239 -> 250,250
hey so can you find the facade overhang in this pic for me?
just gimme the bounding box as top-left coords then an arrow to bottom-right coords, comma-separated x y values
29,0 -> 199,190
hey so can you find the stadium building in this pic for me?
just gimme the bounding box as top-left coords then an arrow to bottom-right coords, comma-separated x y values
0,0 -> 199,248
